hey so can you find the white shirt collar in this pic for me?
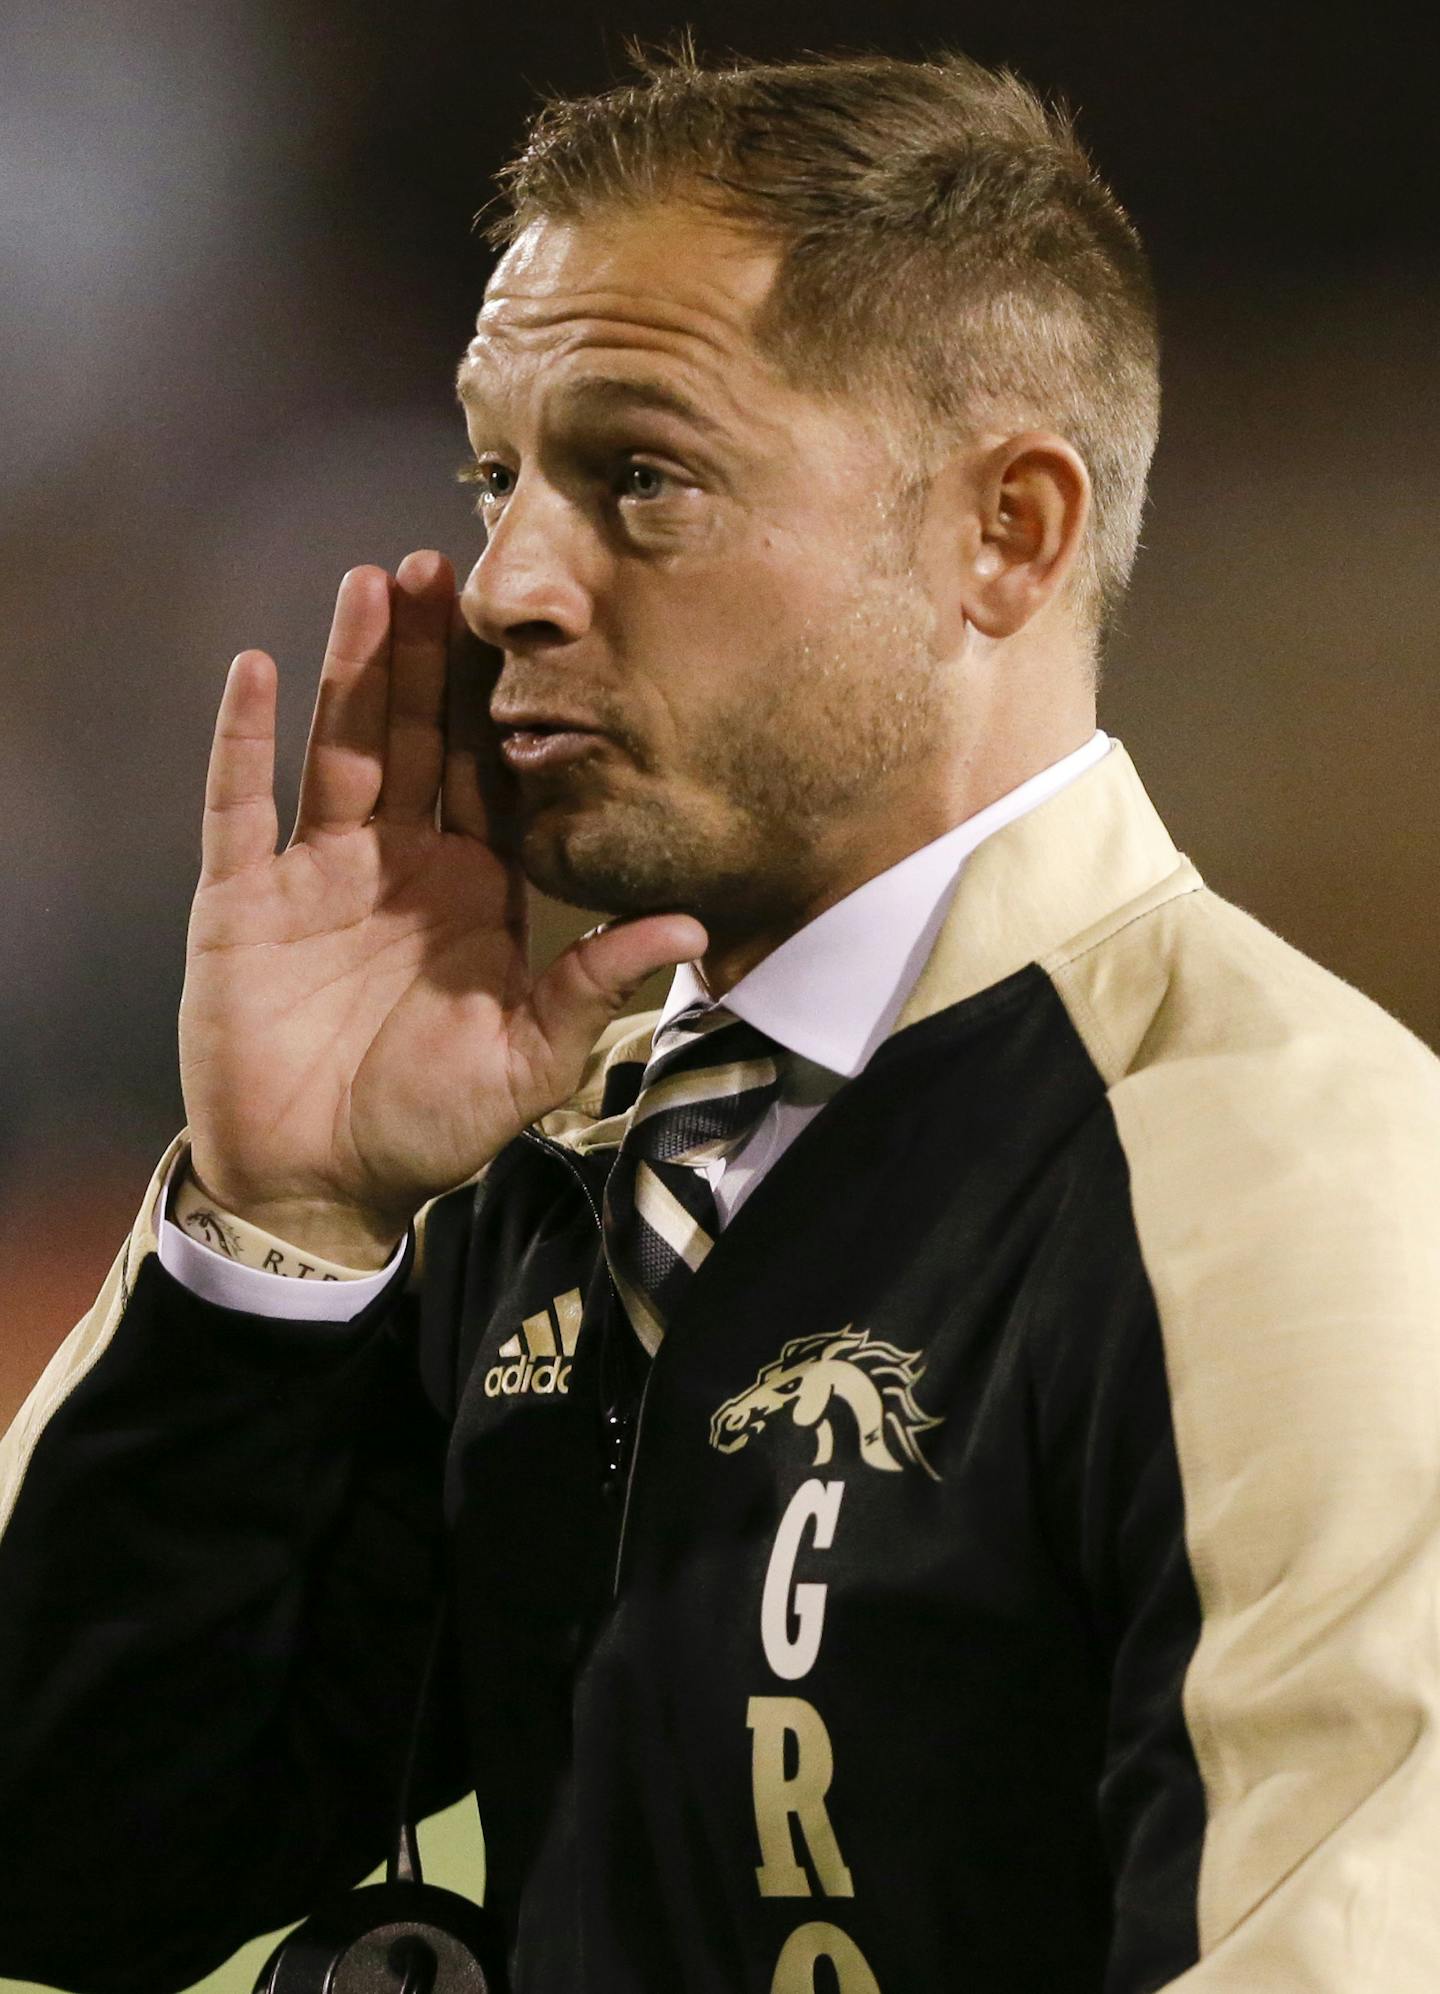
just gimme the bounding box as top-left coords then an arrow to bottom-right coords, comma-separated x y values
659,731 -> 1112,1079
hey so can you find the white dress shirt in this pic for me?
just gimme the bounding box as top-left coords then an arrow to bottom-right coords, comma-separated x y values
160,731 -> 1112,1319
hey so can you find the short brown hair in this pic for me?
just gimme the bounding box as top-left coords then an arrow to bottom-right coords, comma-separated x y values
489,43 -> 1160,641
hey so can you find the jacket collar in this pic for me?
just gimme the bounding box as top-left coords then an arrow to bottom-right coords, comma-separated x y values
896,741 -> 1199,1030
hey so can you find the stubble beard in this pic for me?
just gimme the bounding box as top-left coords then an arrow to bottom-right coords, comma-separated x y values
516,564 -> 949,929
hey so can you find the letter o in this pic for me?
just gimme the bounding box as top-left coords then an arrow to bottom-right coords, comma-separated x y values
770,1922 -> 882,1994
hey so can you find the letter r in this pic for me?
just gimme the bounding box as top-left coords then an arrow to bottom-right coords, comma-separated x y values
747,1695 -> 855,1899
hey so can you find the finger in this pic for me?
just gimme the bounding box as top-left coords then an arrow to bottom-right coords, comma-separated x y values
376,548 -> 454,822
522,913 -> 709,1088
293,565 -> 394,838
441,610 -> 512,846
201,650 -> 280,880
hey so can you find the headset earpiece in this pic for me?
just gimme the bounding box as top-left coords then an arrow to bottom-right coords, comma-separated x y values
251,1876 -> 508,1992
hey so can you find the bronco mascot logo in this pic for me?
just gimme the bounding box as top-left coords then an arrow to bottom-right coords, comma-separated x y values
710,1326 -> 943,1480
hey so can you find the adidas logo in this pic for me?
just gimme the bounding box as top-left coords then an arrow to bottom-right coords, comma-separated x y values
484,1288 -> 584,1398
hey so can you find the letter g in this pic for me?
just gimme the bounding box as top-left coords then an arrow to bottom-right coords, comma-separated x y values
761,1479 -> 845,1681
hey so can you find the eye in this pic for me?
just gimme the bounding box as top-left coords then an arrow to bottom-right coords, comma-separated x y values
458,460 -> 515,512
615,461 -> 673,502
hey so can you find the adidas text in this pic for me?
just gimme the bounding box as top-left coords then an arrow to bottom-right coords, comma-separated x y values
484,1288 -> 583,1398
484,1354 -> 571,1397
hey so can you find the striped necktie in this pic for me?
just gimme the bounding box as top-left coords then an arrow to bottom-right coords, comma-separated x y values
602,1005 -> 784,1353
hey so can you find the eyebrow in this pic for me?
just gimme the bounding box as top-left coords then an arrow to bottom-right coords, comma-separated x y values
457,369 -> 730,442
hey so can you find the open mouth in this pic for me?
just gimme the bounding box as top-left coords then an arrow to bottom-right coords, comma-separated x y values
497,723 -> 607,770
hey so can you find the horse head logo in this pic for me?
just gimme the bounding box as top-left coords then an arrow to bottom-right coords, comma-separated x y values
709,1326 -> 942,1480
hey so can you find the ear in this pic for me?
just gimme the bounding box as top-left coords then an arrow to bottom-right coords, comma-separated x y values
961,433 -> 1091,640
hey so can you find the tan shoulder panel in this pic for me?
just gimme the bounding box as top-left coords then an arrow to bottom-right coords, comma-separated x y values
897,744 -> 1191,1029
1054,889 -> 1440,1985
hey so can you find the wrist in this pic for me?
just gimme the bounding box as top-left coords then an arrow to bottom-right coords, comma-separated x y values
175,1164 -> 410,1274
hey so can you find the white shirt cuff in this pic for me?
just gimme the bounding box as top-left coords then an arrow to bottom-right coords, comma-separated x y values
154,1155 -> 406,1322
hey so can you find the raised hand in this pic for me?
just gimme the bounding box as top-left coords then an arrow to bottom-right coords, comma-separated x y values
178,551 -> 705,1266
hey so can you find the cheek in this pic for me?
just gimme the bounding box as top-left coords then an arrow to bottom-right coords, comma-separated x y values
614,535 -> 822,720
641,520 -> 842,658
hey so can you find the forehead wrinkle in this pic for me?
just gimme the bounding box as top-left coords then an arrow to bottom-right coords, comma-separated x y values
476,268 -> 766,346
456,334 -> 794,456
459,366 -> 729,440
463,311 -> 747,402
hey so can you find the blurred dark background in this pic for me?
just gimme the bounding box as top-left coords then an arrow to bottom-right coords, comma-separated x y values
2,0 -> 1434,1418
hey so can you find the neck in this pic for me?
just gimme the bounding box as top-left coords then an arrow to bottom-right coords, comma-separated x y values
698,715 -> 1097,995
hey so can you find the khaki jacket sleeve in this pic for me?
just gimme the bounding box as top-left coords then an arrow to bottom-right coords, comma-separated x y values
1056,891 -> 1440,1989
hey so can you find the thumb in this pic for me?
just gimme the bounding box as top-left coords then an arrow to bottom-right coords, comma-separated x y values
523,911 -> 709,1088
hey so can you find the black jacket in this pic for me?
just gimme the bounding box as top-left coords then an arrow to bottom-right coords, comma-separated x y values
5,745 -> 1440,1993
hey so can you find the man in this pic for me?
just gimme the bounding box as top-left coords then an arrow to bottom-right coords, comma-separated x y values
2,45 -> 1438,1994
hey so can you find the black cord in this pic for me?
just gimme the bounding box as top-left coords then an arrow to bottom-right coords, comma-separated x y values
386,1589 -> 451,1888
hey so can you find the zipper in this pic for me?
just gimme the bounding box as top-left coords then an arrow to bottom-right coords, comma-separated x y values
519,1127 -> 652,1598
607,1348 -> 655,1599
520,1124 -> 607,1234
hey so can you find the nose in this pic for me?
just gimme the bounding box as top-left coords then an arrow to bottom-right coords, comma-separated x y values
460,481 -> 596,652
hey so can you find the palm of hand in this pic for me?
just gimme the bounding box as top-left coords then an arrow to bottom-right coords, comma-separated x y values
184,817 -> 539,1224
179,553 -> 704,1258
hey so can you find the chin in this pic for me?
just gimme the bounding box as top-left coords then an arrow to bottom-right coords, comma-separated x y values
519,803 -> 687,917
518,795 -> 770,925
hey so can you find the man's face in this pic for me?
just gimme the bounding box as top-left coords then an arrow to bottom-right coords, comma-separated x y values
457,201 -> 951,931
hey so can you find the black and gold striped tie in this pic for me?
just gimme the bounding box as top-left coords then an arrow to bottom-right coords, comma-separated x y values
602,1005 -> 784,1352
